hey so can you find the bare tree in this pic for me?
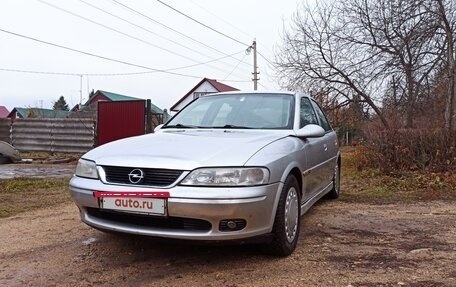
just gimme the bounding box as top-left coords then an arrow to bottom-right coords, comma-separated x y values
276,1 -> 391,129
276,0 -> 446,129
345,0 -> 444,128
434,0 -> 456,130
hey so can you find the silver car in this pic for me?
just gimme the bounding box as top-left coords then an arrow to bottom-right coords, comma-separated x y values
69,91 -> 340,256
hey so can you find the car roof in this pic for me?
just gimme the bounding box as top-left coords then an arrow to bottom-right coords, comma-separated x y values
201,90 -> 299,97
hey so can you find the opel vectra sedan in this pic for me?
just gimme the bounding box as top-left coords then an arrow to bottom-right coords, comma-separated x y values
69,91 -> 340,256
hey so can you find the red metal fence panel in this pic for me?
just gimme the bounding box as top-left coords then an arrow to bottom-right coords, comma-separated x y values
97,100 -> 145,146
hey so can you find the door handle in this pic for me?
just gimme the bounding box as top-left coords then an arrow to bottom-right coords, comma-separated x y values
323,144 -> 328,151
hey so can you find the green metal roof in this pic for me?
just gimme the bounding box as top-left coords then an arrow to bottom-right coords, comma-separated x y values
99,90 -> 165,114
75,90 -> 167,116
98,90 -> 142,102
14,108 -> 29,117
149,102 -> 164,114
12,107 -> 70,118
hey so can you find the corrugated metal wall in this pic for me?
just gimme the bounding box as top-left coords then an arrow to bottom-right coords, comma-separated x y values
97,100 -> 145,146
11,118 -> 94,153
0,118 -> 11,143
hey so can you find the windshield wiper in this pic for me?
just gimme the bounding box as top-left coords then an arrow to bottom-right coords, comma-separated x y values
164,124 -> 253,129
162,124 -> 200,129
212,124 -> 253,129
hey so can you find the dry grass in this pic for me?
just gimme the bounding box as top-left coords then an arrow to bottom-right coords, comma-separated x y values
339,146 -> 456,203
0,177 -> 71,218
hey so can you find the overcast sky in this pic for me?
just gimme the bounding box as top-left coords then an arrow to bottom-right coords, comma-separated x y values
0,0 -> 300,112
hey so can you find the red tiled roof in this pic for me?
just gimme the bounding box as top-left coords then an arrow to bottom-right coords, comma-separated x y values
170,78 -> 238,111
0,106 -> 9,118
206,79 -> 238,92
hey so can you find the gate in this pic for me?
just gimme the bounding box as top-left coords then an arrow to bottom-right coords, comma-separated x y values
97,100 -> 145,146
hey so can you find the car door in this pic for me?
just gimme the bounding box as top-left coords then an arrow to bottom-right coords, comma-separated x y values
311,99 -> 338,188
299,97 -> 328,200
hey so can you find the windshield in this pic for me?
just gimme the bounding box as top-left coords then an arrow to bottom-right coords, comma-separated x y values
165,93 -> 295,129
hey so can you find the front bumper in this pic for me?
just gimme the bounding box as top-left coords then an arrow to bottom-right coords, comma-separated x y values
69,176 -> 282,240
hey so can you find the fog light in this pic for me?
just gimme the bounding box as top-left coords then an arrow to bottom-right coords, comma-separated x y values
219,219 -> 246,232
227,221 -> 237,229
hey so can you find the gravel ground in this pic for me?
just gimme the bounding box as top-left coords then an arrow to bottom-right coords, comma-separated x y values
1,200 -> 455,287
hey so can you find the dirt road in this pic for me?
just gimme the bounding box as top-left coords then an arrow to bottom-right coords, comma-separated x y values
1,200 -> 455,287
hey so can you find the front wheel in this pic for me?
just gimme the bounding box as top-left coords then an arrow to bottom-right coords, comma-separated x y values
0,155 -> 12,165
267,175 -> 301,257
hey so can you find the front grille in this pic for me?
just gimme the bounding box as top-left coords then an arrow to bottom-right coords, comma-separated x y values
87,208 -> 212,231
102,166 -> 183,186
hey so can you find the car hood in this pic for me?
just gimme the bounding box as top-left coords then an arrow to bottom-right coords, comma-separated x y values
84,130 -> 290,170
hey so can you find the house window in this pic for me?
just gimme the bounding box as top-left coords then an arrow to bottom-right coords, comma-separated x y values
193,92 -> 212,99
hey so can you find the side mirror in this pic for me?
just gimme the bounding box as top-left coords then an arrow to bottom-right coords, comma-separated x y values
154,124 -> 164,132
293,124 -> 325,138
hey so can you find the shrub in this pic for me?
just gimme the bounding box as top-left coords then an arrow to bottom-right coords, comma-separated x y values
356,129 -> 456,173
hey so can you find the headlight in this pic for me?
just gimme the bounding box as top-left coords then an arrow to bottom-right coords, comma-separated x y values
180,167 -> 269,186
75,159 -> 99,179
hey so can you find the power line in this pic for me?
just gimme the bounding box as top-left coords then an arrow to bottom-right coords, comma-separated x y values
156,0 -> 249,47
110,0 -> 251,67
219,79 -> 251,83
256,50 -> 279,89
173,0 -> 276,82
152,1 -> 272,87
186,0 -> 273,53
36,0 -> 238,76
258,82 -> 272,90
187,0 -> 275,68
188,0 -> 254,40
223,53 -> 247,81
78,0 -> 247,74
258,51 -> 275,67
0,68 -> 82,77
0,66 -> 252,87
36,0 -> 190,63
79,0 -> 202,57
0,27 -> 202,79
37,0 -> 200,64
153,0 -> 275,88
0,51 -> 246,77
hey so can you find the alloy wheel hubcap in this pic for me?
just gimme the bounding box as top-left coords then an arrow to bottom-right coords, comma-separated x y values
284,187 -> 299,243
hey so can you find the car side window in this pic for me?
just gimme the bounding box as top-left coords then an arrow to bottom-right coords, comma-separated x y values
311,100 -> 332,131
300,97 -> 319,128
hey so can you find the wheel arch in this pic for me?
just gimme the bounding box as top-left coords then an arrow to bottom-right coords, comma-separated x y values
288,167 -> 303,198
278,162 -> 303,195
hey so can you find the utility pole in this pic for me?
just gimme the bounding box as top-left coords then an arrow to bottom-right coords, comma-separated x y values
247,40 -> 259,90
79,74 -> 83,105
252,40 -> 258,90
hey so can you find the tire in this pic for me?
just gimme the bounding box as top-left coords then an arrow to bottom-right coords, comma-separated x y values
267,175 -> 301,257
0,155 -> 12,165
326,160 -> 341,199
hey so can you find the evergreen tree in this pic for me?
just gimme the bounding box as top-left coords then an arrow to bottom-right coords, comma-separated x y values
53,95 -> 69,111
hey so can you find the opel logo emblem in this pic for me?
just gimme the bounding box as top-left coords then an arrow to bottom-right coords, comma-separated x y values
128,169 -> 144,184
